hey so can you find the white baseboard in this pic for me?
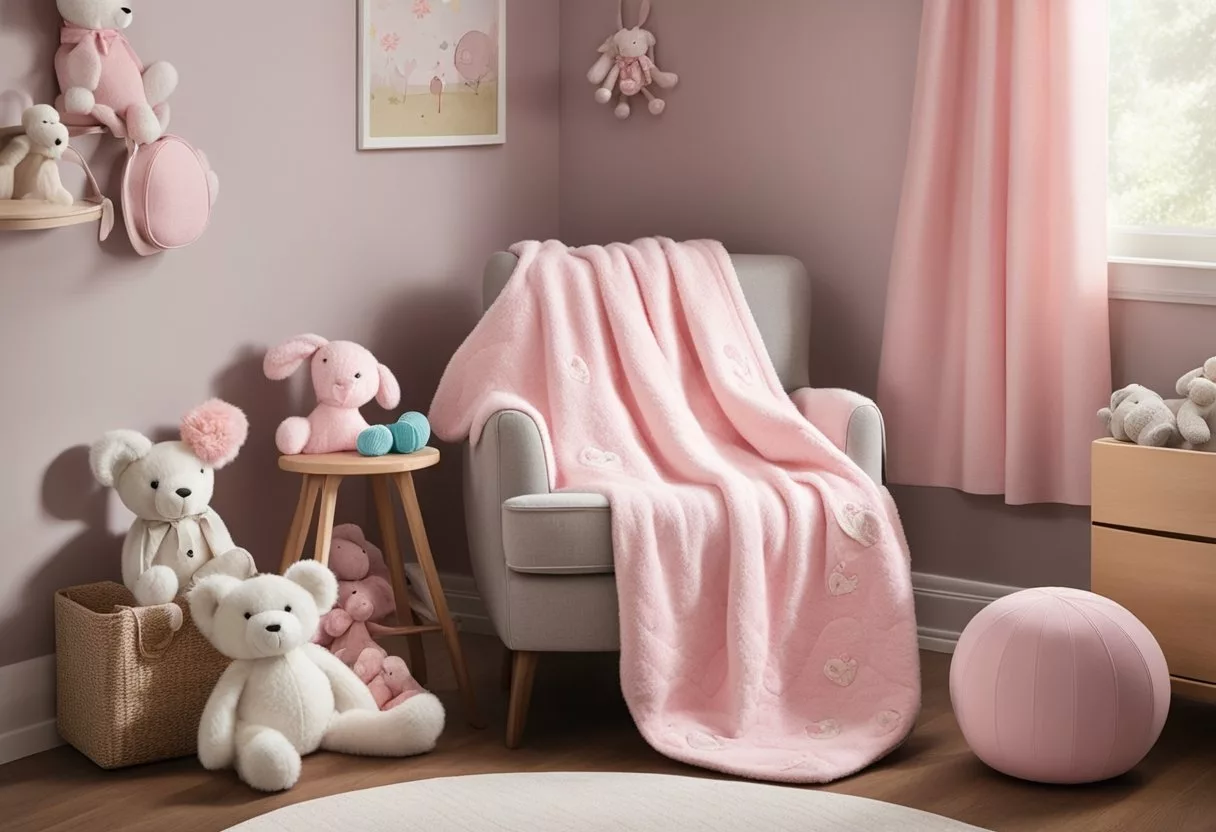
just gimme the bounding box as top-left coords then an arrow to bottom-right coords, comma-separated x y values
441,572 -> 495,636
911,572 -> 1021,654
0,654 -> 60,765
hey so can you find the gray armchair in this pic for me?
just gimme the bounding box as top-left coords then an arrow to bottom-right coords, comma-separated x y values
463,252 -> 886,747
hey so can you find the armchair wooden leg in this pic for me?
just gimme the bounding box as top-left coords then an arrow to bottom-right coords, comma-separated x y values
505,651 -> 539,749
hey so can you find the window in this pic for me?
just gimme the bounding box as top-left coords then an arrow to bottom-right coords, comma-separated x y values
1109,0 -> 1216,266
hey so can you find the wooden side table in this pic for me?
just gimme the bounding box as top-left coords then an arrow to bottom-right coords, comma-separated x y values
278,447 -> 483,727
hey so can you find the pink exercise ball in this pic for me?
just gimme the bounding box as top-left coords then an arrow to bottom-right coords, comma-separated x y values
950,587 -> 1169,784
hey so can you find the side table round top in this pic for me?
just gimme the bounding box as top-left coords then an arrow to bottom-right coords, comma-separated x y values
278,447 -> 440,476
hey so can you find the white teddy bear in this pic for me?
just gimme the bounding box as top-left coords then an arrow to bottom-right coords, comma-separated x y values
1175,357 -> 1216,450
90,400 -> 257,607
0,104 -> 73,204
189,562 -> 445,792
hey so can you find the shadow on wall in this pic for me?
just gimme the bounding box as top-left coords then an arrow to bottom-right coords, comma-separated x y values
0,0 -> 61,109
0,446 -> 122,667
210,346 -> 302,573
369,280 -> 479,576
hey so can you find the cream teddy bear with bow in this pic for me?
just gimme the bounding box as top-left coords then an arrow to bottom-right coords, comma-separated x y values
90,399 -> 257,606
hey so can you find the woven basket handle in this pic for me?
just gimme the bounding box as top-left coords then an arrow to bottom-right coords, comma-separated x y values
119,602 -> 184,659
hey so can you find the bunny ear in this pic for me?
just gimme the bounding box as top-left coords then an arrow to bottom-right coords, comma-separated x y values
638,0 -> 651,27
263,334 -> 328,381
376,363 -> 401,410
617,0 -> 624,30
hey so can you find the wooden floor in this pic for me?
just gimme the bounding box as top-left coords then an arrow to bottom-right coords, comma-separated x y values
3,635 -> 1216,832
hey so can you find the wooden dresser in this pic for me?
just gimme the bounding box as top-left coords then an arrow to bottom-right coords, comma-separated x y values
1092,438 -> 1216,703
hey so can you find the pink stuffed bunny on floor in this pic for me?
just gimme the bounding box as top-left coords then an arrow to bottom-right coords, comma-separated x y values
313,524 -> 396,664
355,653 -> 427,710
263,334 -> 401,455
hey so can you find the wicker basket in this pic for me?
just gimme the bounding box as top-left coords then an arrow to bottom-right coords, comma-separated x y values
54,581 -> 229,769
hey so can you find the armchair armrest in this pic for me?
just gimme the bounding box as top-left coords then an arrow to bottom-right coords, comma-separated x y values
462,410 -> 551,643
790,388 -> 885,484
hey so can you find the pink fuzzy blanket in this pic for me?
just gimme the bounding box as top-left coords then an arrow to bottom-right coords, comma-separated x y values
430,239 -> 921,782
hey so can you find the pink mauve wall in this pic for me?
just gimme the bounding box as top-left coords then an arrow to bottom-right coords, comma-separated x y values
560,0 -> 1216,590
0,0 -> 560,668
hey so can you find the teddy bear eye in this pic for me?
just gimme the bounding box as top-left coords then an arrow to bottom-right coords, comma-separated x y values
351,589 -> 358,595
322,358 -> 328,363
151,480 -> 160,489
244,613 -> 251,620
199,468 -> 204,474
285,605 -> 292,613
355,372 -> 362,379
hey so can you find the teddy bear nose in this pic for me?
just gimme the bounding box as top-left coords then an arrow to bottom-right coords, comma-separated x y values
265,624 -> 281,633
54,138 -> 62,146
175,487 -> 192,498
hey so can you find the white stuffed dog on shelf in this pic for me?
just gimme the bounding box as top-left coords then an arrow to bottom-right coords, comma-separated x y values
189,562 -> 445,792
0,104 -> 73,204
90,399 -> 257,607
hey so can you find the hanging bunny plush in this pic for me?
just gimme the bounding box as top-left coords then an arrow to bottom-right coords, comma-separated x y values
587,0 -> 679,119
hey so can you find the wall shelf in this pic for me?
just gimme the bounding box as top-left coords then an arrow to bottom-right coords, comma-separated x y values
0,198 -> 104,231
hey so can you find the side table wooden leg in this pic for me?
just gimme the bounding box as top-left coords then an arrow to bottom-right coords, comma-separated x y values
313,475 -> 343,566
280,475 -> 320,574
371,474 -> 427,686
396,471 -> 484,728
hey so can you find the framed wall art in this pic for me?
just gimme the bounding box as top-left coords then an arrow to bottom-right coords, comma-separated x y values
358,0 -> 506,149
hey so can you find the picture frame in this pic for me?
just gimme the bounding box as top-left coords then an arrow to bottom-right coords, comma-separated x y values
357,0 -> 506,150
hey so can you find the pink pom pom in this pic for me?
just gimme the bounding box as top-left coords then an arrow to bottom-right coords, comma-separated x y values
181,399 -> 249,469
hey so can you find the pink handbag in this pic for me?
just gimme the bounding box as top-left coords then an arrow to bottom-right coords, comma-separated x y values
120,135 -> 215,256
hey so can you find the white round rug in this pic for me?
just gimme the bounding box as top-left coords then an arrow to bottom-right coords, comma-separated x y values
227,771 -> 989,831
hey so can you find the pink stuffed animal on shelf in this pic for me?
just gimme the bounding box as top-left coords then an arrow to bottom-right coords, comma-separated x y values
263,334 -> 401,455
54,0 -> 178,144
587,0 -> 678,119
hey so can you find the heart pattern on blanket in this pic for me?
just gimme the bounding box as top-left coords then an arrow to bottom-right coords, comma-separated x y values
823,657 -> 858,687
723,344 -> 755,386
828,563 -> 859,596
837,503 -> 882,547
806,718 -> 842,740
874,709 -> 901,735
568,356 -> 591,385
686,730 -> 726,751
580,446 -> 622,469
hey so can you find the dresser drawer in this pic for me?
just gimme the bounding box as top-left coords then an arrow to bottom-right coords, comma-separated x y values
1092,439 -> 1216,540
1092,525 -> 1216,683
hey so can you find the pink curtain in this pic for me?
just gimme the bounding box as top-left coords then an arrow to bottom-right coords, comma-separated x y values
877,0 -> 1111,506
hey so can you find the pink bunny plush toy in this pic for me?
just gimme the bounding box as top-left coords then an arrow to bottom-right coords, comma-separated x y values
587,0 -> 679,119
54,0 -> 177,144
263,334 -> 401,455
